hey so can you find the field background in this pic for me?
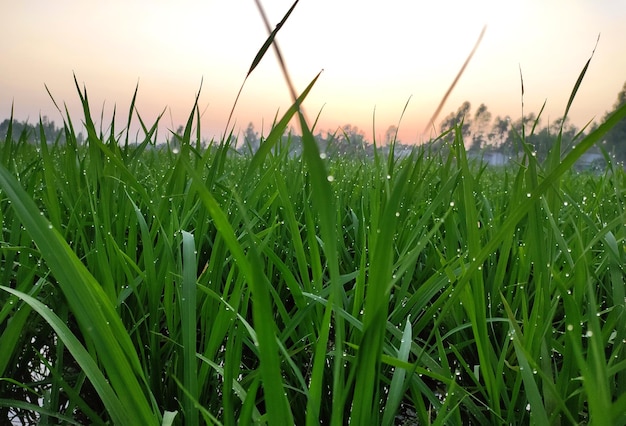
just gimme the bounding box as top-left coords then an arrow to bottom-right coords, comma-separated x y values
0,80 -> 625,424
1,3 -> 626,422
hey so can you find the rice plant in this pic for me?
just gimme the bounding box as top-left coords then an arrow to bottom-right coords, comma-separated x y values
1,3 -> 626,425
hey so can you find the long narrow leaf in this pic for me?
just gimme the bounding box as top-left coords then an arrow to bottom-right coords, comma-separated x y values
0,287 -> 127,424
0,164 -> 157,425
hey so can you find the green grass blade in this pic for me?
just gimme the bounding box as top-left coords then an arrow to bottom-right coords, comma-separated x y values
196,352 -> 263,422
0,164 -> 157,425
242,71 -> 321,185
297,112 -> 348,423
248,0 -> 299,77
454,98 -> 626,294
305,293 -> 334,425
224,0 -> 300,133
382,317 -> 413,426
181,230 -> 199,426
161,411 -> 178,426
0,287 -> 128,424
181,157 -> 293,425
501,295 -> 550,425
562,35 -> 599,122
351,151 -> 416,423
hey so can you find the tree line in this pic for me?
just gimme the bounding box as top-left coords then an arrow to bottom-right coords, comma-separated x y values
3,82 -> 625,164
0,116 -> 78,144
433,81 -> 626,163
437,81 -> 625,164
240,80 -> 625,164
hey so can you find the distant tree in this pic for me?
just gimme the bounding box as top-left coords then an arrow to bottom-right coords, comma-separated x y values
469,103 -> 492,151
243,122 -> 260,152
0,119 -> 12,137
327,124 -> 367,156
384,125 -> 399,145
341,124 -> 366,145
0,117 -> 63,143
1,119 -> 30,141
603,81 -> 626,163
500,113 -> 538,156
440,101 -> 471,142
490,115 -> 510,148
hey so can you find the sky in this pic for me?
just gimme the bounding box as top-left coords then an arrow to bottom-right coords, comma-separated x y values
2,0 -> 626,144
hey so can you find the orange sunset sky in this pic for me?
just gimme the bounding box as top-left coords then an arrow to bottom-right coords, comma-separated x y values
2,0 -> 626,144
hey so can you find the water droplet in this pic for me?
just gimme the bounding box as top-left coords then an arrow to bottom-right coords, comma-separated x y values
327,175 -> 334,182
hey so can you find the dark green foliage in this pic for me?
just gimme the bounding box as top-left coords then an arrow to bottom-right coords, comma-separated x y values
603,81 -> 626,163
1,95 -> 626,424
